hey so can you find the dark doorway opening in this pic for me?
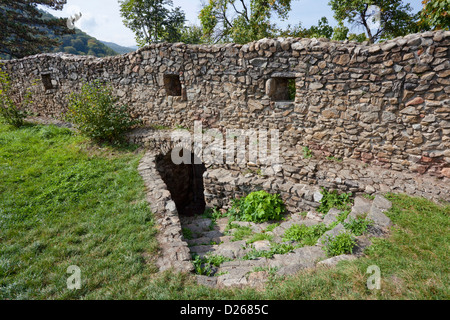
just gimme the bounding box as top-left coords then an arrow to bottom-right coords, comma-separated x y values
156,149 -> 206,216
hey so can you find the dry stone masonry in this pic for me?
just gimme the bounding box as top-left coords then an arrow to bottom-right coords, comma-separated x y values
3,30 -> 450,285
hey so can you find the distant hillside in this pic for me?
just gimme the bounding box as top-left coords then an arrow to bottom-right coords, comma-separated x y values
35,11 -> 118,57
49,29 -> 118,57
101,41 -> 136,55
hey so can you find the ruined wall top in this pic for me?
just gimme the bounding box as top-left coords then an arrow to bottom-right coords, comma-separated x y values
2,30 -> 450,179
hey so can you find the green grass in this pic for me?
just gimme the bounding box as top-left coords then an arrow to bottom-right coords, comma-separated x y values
0,123 -> 159,299
1,122 -> 449,300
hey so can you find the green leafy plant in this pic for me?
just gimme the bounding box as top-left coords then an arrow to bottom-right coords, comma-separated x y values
283,223 -> 329,246
202,207 -> 223,221
66,80 -> 138,143
343,217 -> 373,236
322,231 -> 356,257
0,66 -> 33,127
243,243 -> 297,260
192,254 -> 232,276
302,146 -> 313,159
326,156 -> 343,162
227,191 -> 285,223
182,227 -> 193,240
317,188 -> 353,214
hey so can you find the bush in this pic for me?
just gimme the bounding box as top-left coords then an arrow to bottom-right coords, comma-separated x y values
322,231 -> 356,257
227,190 -> 285,223
0,66 -> 33,127
66,81 -> 138,142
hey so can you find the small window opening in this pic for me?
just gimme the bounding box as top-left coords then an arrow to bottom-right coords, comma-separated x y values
41,73 -> 54,90
164,74 -> 182,96
268,78 -> 296,101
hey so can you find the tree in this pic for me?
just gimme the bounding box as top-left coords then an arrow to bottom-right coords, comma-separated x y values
119,0 -> 186,46
0,0 -> 73,59
328,0 -> 417,43
199,0 -> 293,44
179,25 -> 206,44
418,0 -> 449,31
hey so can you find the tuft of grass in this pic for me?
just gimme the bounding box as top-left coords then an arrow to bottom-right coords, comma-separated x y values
246,233 -> 273,244
283,223 -> 329,246
228,224 -> 254,242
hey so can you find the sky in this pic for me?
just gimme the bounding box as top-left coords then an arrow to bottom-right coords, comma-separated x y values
45,0 -> 425,48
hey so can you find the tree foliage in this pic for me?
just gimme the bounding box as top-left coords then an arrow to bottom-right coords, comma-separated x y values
329,0 -> 416,43
199,0 -> 293,44
418,0 -> 449,31
0,0 -> 74,59
119,0 -> 186,46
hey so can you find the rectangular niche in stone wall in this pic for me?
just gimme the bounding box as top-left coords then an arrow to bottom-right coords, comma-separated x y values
41,72 -> 56,90
266,77 -> 296,102
163,74 -> 182,96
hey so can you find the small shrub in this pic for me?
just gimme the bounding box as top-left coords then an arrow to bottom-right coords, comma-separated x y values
227,190 -> 285,223
0,66 -> 33,127
283,223 -> 329,246
343,217 -> 373,236
323,231 -> 356,257
317,188 -> 353,214
66,81 -> 138,142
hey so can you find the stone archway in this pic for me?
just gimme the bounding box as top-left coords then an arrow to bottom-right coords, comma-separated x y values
155,148 -> 206,216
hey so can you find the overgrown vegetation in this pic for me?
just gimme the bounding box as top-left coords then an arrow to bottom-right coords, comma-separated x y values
0,67 -> 34,127
65,81 -> 139,143
226,190 -> 285,223
1,123 -> 448,299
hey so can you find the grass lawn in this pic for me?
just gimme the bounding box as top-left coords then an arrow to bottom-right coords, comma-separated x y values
0,122 -> 448,299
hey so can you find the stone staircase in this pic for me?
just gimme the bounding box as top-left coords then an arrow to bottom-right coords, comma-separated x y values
182,195 -> 393,288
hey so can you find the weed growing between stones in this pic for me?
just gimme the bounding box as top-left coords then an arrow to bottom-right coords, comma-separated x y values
317,188 -> 353,214
243,243 -> 299,260
192,254 -> 233,276
283,224 -> 329,246
182,227 -> 194,240
302,146 -> 313,159
322,232 -> 357,257
343,217 -> 374,236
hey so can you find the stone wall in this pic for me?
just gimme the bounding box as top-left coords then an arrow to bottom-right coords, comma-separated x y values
2,30 -> 450,180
